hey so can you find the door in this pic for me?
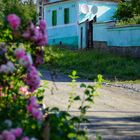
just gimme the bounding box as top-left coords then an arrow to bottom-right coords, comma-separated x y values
87,20 -> 93,48
80,27 -> 83,49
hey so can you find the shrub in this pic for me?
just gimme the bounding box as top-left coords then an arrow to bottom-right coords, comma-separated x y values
116,15 -> 140,26
0,13 -> 47,139
0,13 -> 103,140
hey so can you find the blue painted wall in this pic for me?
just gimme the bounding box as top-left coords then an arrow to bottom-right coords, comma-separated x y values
44,0 -> 78,47
108,25 -> 140,47
93,23 -> 140,47
93,23 -> 108,41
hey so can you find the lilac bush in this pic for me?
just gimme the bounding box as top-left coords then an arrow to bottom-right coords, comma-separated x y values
0,14 -> 47,140
0,13 -> 101,140
0,127 -> 36,140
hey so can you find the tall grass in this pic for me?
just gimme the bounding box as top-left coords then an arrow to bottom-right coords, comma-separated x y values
42,46 -> 140,81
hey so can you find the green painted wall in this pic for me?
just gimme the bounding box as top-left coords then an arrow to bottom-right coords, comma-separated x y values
48,36 -> 78,48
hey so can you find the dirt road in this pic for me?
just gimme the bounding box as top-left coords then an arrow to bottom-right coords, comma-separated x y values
41,70 -> 140,140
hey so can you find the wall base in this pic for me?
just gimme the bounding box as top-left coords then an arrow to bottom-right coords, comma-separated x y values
48,36 -> 78,49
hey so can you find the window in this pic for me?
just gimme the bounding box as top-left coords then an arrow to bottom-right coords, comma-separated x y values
64,8 -> 69,24
52,10 -> 57,26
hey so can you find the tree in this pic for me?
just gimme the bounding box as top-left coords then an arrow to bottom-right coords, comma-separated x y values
113,1 -> 133,20
114,0 -> 140,20
130,0 -> 140,15
0,0 -> 37,28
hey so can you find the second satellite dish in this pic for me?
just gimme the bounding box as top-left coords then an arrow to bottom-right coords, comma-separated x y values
91,6 -> 98,14
80,4 -> 89,14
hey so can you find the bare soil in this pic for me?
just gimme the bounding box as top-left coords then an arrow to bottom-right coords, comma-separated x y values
41,70 -> 140,140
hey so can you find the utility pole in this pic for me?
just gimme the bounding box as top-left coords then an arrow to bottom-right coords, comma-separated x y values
36,0 -> 44,24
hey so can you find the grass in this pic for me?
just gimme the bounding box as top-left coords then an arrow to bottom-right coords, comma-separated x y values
42,46 -> 140,82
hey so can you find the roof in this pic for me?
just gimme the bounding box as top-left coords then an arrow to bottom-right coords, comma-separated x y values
78,1 -> 117,24
44,0 -> 119,5
44,0 -> 71,5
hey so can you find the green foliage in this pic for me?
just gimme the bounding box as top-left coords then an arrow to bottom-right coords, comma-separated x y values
96,134 -> 103,140
67,70 -> 79,111
116,15 -> 140,26
0,29 -> 13,42
0,13 -> 46,139
69,70 -> 79,82
114,0 -> 140,25
46,72 -> 103,140
43,47 -> 140,81
0,41 -> 45,139
130,0 -> 140,15
0,0 -> 36,28
114,1 -> 133,20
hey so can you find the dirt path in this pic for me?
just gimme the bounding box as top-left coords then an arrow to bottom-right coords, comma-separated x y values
41,70 -> 140,140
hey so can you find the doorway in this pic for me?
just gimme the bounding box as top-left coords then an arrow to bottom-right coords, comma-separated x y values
87,20 -> 93,48
80,27 -> 83,49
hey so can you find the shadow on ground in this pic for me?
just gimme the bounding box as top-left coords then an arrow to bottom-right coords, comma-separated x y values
40,69 -> 90,82
41,68 -> 140,140
80,116 -> 140,140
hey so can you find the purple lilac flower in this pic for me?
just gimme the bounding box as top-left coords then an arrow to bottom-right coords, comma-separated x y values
25,66 -> 40,92
22,30 -> 31,39
39,20 -> 46,32
0,128 -> 30,140
2,130 -> 16,140
27,96 -> 43,121
7,62 -> 15,72
15,48 -> 26,59
0,64 -> 8,73
0,61 -> 15,74
35,53 -> 44,66
0,135 -> 3,140
15,48 -> 33,67
11,128 -> 23,137
21,137 -> 30,140
7,14 -> 21,30
22,21 -> 47,46
18,53 -> 33,67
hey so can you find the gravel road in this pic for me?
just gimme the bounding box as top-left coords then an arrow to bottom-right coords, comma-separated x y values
41,70 -> 140,140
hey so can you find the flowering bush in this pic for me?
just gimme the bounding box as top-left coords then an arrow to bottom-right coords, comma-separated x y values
0,14 -> 47,140
0,13 -> 102,140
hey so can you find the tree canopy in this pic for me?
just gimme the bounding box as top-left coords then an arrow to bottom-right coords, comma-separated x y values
114,0 -> 140,20
0,0 -> 37,28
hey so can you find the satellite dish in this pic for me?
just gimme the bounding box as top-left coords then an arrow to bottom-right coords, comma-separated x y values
91,6 -> 98,14
80,4 -> 89,14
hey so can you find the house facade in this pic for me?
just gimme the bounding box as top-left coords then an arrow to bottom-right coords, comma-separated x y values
43,0 -> 118,49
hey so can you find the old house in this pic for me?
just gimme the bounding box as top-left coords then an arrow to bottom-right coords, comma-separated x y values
39,0 -> 118,49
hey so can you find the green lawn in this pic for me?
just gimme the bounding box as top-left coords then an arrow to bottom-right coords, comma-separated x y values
42,46 -> 140,82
